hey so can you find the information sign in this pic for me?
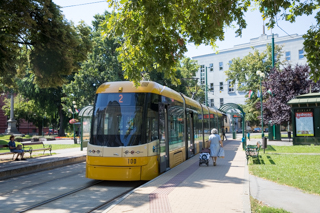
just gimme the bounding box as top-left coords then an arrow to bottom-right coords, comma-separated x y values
295,108 -> 314,136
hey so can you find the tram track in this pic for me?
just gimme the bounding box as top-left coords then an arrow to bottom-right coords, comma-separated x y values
17,180 -> 103,213
87,187 -> 135,213
0,171 -> 83,197
14,180 -> 144,213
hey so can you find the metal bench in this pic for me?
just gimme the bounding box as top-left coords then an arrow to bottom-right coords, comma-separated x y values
245,142 -> 261,164
0,144 -> 32,160
21,142 -> 52,157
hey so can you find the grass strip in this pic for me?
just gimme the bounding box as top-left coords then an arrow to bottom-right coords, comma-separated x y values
0,143 -> 80,153
249,154 -> 320,195
250,196 -> 290,213
263,145 -> 320,153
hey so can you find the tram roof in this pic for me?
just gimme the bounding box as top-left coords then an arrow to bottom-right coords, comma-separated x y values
96,81 -> 185,102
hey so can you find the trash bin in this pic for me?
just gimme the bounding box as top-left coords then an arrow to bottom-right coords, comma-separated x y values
242,137 -> 246,150
288,131 -> 291,139
263,137 -> 267,149
74,138 -> 77,144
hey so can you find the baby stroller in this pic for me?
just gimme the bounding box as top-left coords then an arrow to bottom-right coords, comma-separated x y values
199,148 -> 211,166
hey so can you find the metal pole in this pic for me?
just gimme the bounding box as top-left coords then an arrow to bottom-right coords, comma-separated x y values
205,67 -> 208,106
260,78 -> 264,138
272,33 -> 275,68
81,117 -> 83,151
73,106 -> 75,143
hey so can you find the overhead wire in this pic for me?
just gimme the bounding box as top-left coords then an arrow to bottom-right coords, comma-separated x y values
61,1 -> 106,8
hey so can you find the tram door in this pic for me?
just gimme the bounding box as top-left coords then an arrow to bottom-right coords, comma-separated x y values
159,103 -> 170,173
188,112 -> 195,158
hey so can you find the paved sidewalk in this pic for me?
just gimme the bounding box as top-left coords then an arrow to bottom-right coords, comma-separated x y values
105,139 -> 251,213
0,146 -> 86,180
250,174 -> 320,213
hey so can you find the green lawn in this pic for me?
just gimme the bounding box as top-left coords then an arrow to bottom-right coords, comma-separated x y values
249,134 -> 289,139
264,145 -> 320,153
0,139 -> 81,153
250,196 -> 289,213
248,146 -> 320,195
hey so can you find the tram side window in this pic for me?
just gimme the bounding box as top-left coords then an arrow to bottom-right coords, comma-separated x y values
168,102 -> 184,149
146,94 -> 159,143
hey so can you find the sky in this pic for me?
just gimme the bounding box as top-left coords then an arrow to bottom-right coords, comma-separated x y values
53,0 -> 318,58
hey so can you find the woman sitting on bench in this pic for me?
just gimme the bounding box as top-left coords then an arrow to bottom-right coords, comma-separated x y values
8,135 -> 26,161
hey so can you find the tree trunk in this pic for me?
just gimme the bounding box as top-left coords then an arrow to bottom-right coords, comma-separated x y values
58,103 -> 66,136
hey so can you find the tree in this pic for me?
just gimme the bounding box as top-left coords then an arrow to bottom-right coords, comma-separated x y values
259,64 -> 320,125
303,13 -> 320,82
103,1 -> 249,85
1,95 -> 49,135
225,44 -> 283,124
103,0 -> 320,84
62,12 -> 124,111
15,74 -> 63,135
0,0 -> 92,88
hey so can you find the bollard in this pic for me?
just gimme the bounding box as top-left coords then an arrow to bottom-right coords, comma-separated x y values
233,132 -> 236,139
263,137 -> 267,153
74,138 -> 77,144
242,137 -> 246,150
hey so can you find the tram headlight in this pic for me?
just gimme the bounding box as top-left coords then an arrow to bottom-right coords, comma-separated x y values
130,150 -> 135,154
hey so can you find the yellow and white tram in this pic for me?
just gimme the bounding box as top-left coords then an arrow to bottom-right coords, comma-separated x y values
86,81 -> 225,181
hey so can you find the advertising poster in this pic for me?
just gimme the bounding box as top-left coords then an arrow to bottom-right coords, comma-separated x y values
295,108 -> 314,136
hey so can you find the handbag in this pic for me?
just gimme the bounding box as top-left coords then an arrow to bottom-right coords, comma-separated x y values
218,147 -> 225,158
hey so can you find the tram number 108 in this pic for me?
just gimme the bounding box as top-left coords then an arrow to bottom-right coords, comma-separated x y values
128,159 -> 137,164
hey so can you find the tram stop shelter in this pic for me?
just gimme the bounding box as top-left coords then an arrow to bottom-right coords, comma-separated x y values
287,93 -> 320,145
78,106 -> 93,151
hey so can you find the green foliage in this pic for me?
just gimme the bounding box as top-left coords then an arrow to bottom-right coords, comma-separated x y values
146,57 -> 204,100
225,45 -> 283,124
0,0 -> 92,88
104,0 -> 249,84
303,13 -> 320,82
63,12 -> 124,109
1,94 -> 47,131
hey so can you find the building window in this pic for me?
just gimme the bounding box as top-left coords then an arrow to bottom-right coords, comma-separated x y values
299,49 -> 304,59
228,81 -> 235,93
219,82 -> 223,91
285,51 -> 291,61
209,63 -> 214,71
220,98 -> 224,107
200,65 -> 205,84
210,83 -> 214,94
219,62 -> 223,71
210,99 -> 214,107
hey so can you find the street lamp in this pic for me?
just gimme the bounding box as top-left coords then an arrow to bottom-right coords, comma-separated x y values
69,101 -> 77,144
42,115 -> 46,136
256,70 -> 265,139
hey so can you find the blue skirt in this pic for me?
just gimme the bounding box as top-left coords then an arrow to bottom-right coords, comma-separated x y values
210,143 -> 220,157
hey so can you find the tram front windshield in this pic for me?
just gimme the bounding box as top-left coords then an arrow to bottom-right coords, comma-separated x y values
90,93 -> 145,147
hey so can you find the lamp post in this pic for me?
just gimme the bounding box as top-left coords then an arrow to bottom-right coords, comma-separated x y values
256,70 -> 265,138
42,116 -> 46,136
69,101 -> 77,144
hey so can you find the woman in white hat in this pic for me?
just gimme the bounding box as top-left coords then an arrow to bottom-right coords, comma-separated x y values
209,128 -> 223,166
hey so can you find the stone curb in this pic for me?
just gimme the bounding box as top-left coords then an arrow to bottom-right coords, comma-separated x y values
0,155 -> 86,180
